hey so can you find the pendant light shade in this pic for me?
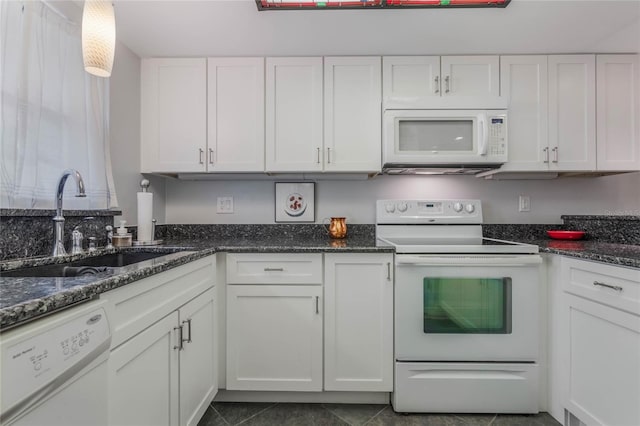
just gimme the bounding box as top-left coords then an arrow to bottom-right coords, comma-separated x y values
82,0 -> 115,78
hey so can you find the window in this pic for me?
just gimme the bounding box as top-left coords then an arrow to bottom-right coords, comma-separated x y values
1,1 -> 116,210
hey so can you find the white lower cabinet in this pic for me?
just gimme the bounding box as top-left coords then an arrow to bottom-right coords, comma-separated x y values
324,253 -> 393,392
226,284 -> 323,391
225,252 -> 394,394
179,289 -> 218,426
106,256 -> 217,426
110,312 -> 180,426
560,257 -> 640,426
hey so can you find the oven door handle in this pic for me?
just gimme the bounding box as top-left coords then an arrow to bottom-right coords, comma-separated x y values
395,255 -> 542,266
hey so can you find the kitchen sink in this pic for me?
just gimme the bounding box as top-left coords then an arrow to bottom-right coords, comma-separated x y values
1,251 -> 188,278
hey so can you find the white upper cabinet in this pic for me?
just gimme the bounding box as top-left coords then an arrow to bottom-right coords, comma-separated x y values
441,55 -> 500,97
383,56 -> 441,101
383,55 -> 499,104
596,54 -> 640,171
548,55 -> 597,171
141,58 -> 207,173
207,58 -> 265,172
265,57 -> 324,172
499,56 -> 549,172
324,56 -> 381,173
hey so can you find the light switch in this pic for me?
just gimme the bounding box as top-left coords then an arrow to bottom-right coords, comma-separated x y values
217,197 -> 234,214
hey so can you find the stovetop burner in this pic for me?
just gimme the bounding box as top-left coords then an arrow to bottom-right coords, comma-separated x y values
376,199 -> 539,255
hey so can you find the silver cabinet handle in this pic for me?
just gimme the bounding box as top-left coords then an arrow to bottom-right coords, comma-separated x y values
208,148 -> 214,165
199,148 -> 204,164
317,147 -> 321,164
434,76 -> 440,94
593,281 -> 623,292
444,75 -> 450,93
543,147 -> 549,163
182,319 -> 192,343
387,262 -> 391,281
174,325 -> 184,351
552,147 -> 558,163
327,147 -> 331,164
315,296 -> 319,314
264,267 -> 284,272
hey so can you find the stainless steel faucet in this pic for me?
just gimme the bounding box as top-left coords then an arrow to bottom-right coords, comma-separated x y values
52,169 -> 86,257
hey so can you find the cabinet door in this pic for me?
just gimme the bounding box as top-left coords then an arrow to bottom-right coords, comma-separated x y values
109,312 -> 179,426
548,55 -> 596,171
265,57 -> 323,172
499,56 -> 549,172
324,253 -> 393,391
324,57 -> 381,173
226,285 -> 323,391
596,54 -> 640,171
207,58 -> 265,172
441,56 -> 499,97
141,58 -> 207,173
179,288 -> 217,426
382,56 -> 441,102
564,294 -> 640,426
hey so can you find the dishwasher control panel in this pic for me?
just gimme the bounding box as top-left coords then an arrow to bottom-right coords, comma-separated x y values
1,305 -> 111,412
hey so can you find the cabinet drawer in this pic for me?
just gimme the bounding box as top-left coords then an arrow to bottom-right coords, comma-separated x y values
103,255 -> 216,348
226,253 -> 322,284
561,257 -> 640,315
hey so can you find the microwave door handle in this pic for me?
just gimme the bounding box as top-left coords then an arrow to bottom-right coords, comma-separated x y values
478,114 -> 489,156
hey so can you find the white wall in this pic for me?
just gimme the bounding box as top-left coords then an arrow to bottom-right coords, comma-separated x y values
109,41 -> 166,225
115,0 -> 640,58
164,172 -> 640,224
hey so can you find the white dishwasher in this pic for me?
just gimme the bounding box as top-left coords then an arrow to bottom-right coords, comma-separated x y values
1,300 -> 111,426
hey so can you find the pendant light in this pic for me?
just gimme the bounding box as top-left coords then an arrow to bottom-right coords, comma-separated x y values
82,0 -> 116,78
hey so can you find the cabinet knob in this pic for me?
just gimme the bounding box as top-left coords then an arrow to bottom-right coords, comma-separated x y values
434,76 -> 440,94
209,148 -> 214,165
444,75 -> 450,94
199,148 -> 204,165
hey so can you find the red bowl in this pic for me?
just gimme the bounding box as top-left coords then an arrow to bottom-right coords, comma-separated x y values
546,230 -> 585,240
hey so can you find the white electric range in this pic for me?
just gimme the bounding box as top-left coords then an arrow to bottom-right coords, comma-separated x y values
376,199 -> 542,414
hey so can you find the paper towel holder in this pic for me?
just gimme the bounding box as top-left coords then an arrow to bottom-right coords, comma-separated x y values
134,179 -> 164,246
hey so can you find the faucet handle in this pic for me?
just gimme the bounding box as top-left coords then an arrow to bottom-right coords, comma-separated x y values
71,228 -> 84,255
105,225 -> 114,249
88,237 -> 97,252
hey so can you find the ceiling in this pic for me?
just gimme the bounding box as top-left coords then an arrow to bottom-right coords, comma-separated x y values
105,0 -> 640,57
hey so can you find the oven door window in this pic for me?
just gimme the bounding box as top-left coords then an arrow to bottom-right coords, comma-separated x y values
398,119 -> 474,152
423,277 -> 512,334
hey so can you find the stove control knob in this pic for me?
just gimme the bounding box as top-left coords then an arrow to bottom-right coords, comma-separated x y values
385,203 -> 396,213
453,202 -> 463,212
397,202 -> 408,213
465,204 -> 476,213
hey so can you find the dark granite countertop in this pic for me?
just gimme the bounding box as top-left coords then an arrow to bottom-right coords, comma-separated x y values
0,231 -> 391,330
528,239 -> 640,269
2,220 -> 638,331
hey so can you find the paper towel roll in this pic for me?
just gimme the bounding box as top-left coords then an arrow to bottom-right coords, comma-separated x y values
137,192 -> 153,242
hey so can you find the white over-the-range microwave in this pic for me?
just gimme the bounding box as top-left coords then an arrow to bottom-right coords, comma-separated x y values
382,101 -> 508,175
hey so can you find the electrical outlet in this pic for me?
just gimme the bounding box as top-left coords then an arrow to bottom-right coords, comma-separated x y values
518,195 -> 531,212
217,197 -> 234,214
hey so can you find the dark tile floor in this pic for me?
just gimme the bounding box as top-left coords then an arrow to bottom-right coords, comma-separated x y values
197,402 -> 562,426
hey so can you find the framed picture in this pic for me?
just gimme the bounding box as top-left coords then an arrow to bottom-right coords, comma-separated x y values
275,182 -> 315,223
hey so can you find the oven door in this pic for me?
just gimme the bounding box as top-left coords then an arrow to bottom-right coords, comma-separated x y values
395,254 -> 542,362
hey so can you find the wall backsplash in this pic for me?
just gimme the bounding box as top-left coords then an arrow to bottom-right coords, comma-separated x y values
0,210 -> 120,261
163,172 -> 640,225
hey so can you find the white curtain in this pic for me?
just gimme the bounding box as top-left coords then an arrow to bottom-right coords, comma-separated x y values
0,0 -> 117,210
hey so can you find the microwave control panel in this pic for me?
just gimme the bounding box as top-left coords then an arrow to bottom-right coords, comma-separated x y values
488,116 -> 507,156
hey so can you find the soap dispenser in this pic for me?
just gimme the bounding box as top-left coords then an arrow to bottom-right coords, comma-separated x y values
112,220 -> 132,247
